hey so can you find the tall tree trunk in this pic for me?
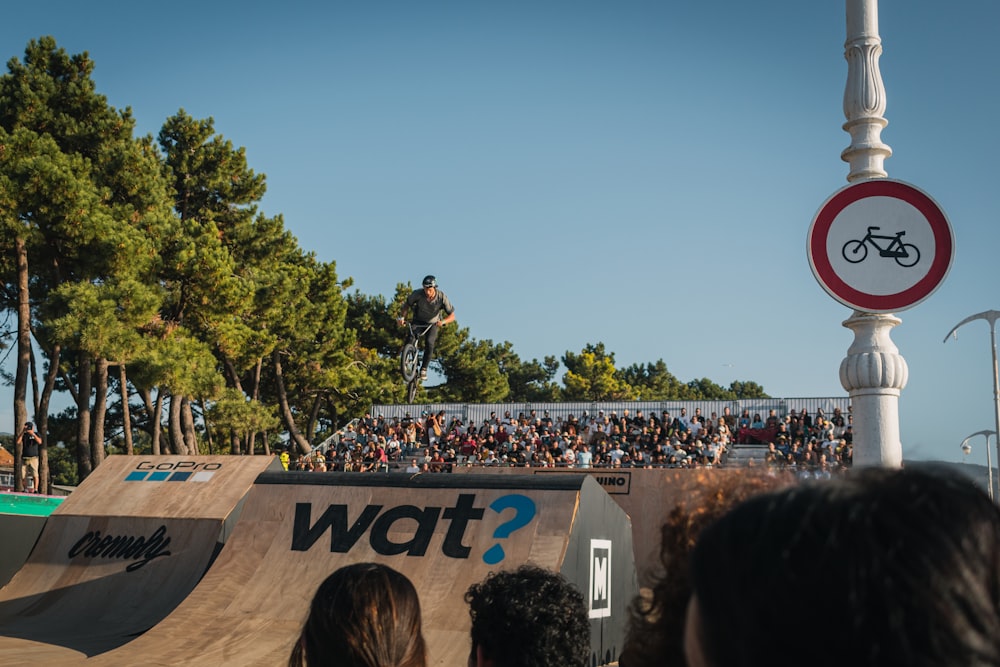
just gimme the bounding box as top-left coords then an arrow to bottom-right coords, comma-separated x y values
28,342 -> 40,421
167,392 -> 186,454
120,364 -> 134,455
222,356 -> 245,454
59,367 -> 79,405
37,343 -> 61,495
199,399 -> 213,454
306,394 -> 322,446
13,237 -> 31,492
153,391 -> 164,455
222,356 -> 244,393
76,350 -> 93,480
27,346 -> 43,491
272,349 -> 311,454
247,357 -> 263,455
181,397 -> 197,454
138,386 -> 163,455
90,357 -> 108,468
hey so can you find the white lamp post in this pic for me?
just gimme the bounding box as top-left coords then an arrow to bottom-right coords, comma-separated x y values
944,311 -> 1000,492
960,430 -> 996,501
838,0 -> 906,467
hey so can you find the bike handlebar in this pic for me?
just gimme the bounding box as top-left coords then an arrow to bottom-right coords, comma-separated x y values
406,322 -> 437,338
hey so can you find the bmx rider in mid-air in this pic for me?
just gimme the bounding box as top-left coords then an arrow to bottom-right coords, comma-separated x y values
398,275 -> 455,380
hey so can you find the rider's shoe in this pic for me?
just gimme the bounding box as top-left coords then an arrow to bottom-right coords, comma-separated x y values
420,368 -> 428,381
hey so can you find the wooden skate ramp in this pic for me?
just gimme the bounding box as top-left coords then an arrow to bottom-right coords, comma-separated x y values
93,472 -> 637,667
0,494 -> 65,588
0,455 -> 277,666
458,466 -> 795,586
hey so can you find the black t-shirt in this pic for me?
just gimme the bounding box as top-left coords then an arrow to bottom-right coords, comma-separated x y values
22,431 -> 39,458
404,289 -> 454,323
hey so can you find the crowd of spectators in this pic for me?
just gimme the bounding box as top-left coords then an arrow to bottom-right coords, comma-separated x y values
737,405 -> 853,476
287,404 -> 853,475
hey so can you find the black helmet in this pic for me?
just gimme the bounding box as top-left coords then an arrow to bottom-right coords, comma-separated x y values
422,275 -> 437,288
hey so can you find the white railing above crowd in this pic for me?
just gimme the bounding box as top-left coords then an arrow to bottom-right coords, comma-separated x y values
370,398 -> 851,429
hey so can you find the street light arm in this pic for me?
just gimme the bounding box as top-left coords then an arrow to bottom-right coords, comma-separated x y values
948,311 -> 1000,502
943,310 -> 1000,343
959,430 -> 997,501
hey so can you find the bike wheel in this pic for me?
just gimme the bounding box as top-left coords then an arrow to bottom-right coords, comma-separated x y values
400,341 -> 419,383
895,243 -> 920,268
841,239 -> 868,263
406,377 -> 418,404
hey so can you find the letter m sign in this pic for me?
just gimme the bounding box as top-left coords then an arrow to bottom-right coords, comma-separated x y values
588,539 -> 612,619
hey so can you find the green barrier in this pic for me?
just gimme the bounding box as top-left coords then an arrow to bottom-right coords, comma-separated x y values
0,493 -> 64,517
0,494 -> 65,588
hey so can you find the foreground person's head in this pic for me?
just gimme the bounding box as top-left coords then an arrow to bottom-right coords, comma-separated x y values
686,467 -> 1000,667
290,562 -> 426,667
465,565 -> 590,667
621,471 -> 793,667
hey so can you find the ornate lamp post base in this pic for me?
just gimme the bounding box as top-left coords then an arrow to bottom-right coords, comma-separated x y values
840,310 -> 908,466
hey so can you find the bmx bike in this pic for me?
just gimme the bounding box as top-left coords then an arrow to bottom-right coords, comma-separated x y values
399,322 -> 436,403
841,226 -> 920,267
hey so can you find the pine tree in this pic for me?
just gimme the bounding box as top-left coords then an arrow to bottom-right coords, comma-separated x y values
0,38 -> 174,481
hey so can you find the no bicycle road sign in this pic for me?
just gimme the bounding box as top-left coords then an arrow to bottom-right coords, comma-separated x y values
807,179 -> 954,313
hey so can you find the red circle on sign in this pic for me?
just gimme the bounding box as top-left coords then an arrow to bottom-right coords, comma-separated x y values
808,179 -> 953,312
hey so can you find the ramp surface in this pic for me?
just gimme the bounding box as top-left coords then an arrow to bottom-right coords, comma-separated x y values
93,472 -> 636,667
0,455 -> 277,666
459,466 -> 794,585
0,494 -> 64,588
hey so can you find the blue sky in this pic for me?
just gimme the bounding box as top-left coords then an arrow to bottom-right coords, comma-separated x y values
2,1 -> 999,466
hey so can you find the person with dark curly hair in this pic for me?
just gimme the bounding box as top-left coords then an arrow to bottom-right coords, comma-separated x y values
289,562 -> 426,667
685,466 -> 1000,667
465,565 -> 590,667
620,471 -> 793,667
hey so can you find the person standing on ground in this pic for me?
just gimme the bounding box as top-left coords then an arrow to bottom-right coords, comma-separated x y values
19,422 -> 42,493
398,275 -> 456,380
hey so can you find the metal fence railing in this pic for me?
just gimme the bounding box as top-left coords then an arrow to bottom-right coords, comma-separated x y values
370,397 -> 851,426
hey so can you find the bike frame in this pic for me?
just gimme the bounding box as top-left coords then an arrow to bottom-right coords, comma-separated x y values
861,226 -> 907,257
405,322 -> 436,347
400,322 -> 437,402
842,225 -> 919,268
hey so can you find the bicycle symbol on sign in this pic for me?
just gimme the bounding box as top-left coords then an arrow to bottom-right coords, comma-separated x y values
841,226 -> 921,267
